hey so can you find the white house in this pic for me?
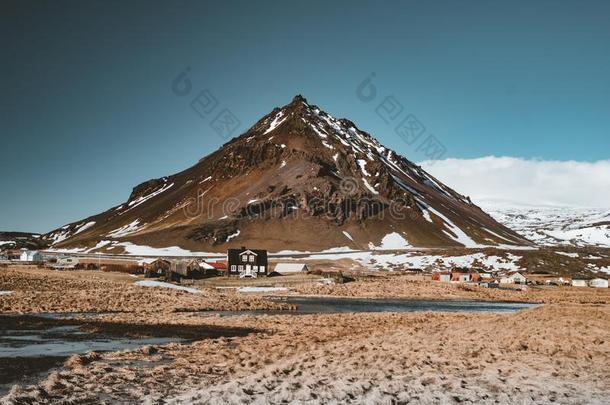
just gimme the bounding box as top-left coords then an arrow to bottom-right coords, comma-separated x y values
274,263 -> 309,274
571,279 -> 588,287
20,250 -> 43,263
500,272 -> 527,284
589,278 -> 609,288
439,273 -> 451,282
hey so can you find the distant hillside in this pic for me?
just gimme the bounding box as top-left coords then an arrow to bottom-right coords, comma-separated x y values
0,232 -> 49,251
480,200 -> 610,248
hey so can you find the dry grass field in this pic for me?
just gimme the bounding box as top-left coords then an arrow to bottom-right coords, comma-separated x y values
1,266 -> 610,404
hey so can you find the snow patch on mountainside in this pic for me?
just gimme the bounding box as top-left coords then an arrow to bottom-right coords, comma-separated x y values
107,220 -> 145,238
116,242 -> 223,257
73,221 -> 96,235
368,232 -> 411,250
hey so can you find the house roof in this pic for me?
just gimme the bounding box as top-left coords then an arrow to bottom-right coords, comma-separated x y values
239,249 -> 258,256
274,263 -> 309,272
138,258 -> 158,265
199,262 -> 216,270
209,261 -> 227,270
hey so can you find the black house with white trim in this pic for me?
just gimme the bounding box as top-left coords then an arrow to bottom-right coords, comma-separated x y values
227,247 -> 268,278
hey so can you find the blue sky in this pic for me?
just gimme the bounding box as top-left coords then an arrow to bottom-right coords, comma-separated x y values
1,0 -> 609,232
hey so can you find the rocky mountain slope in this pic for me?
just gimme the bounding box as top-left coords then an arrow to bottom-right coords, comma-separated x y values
44,96 -> 529,254
480,200 -> 610,248
0,232 -> 48,251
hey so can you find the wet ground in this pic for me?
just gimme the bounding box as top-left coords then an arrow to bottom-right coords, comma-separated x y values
0,315 -> 257,395
200,296 -> 539,316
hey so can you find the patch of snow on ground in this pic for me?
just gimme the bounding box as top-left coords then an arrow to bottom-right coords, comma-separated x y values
290,249 -> 522,272
236,287 -> 289,293
0,241 -> 15,247
135,280 -> 200,294
264,111 -> 287,134
556,251 -> 579,258
481,202 -> 610,248
342,231 -> 354,241
47,229 -> 72,245
421,210 -> 433,223
427,206 -> 481,248
226,230 -> 240,242
0,291 -> 13,296
85,240 -> 113,253
73,221 -> 96,235
126,182 -> 174,211
107,220 -> 144,238
362,178 -> 379,195
116,242 -> 223,257
309,123 -> 328,138
357,159 -> 371,176
46,246 -> 88,254
483,228 -> 516,243
368,232 -> 411,250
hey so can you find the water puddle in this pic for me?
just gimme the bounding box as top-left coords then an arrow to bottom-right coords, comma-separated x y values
0,315 -> 256,396
199,296 -> 539,317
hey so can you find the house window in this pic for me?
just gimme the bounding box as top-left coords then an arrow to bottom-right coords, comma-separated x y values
259,266 -> 265,273
253,266 -> 258,271
230,265 -> 236,271
238,265 -> 243,271
241,255 -> 248,262
249,255 -> 255,262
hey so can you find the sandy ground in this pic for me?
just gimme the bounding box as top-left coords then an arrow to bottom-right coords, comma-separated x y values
1,267 -> 610,404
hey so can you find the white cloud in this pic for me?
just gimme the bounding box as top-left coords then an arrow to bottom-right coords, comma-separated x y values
420,156 -> 610,209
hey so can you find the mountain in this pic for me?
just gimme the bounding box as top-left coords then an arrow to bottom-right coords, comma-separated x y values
480,200 -> 610,248
43,95 -> 529,254
0,232 -> 48,251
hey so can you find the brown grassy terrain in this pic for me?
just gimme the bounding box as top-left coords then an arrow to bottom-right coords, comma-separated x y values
1,266 -> 610,404
2,305 -> 609,404
291,274 -> 610,304
0,267 -> 288,313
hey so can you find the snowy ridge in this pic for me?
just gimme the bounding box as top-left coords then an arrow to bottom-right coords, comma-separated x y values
481,200 -> 610,247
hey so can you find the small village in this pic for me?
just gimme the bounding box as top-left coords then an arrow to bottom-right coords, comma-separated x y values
2,246 -> 608,290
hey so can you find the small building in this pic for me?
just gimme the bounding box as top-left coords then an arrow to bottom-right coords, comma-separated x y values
227,247 -> 268,278
3,249 -> 21,260
208,261 -> 227,272
589,278 -> 609,288
20,250 -> 43,263
144,258 -> 172,278
451,268 -> 471,283
571,278 -> 588,287
476,270 -> 493,279
138,258 -> 158,269
432,271 -> 451,282
274,263 -> 309,274
500,272 -> 528,285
